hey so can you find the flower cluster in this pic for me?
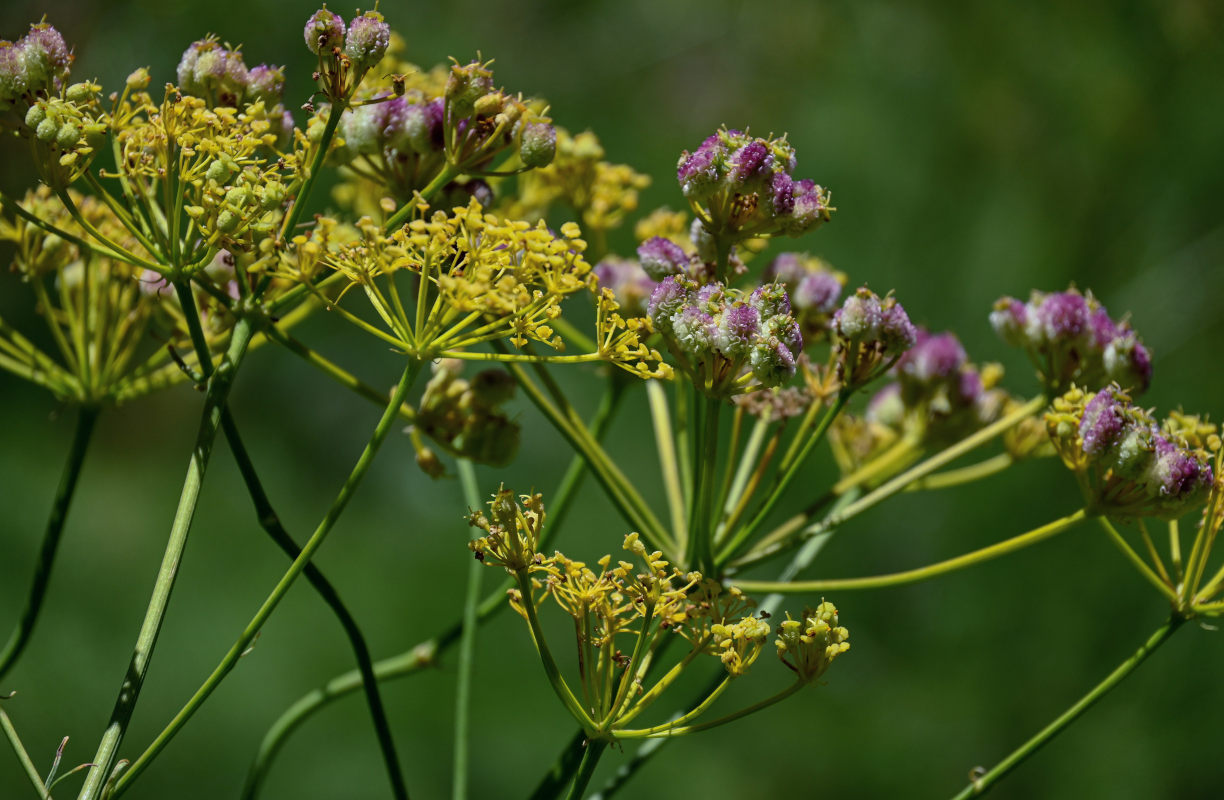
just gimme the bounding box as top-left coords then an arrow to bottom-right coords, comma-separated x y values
648,276 -> 804,394
763,252 -> 846,342
775,601 -> 850,683
831,287 -> 917,390
23,82 -> 108,185
990,287 -> 1151,394
175,38 -> 293,142
1046,386 -> 1216,519
413,359 -> 519,469
0,22 -> 72,112
467,487 -> 546,573
678,128 -> 833,277
304,7 -> 391,101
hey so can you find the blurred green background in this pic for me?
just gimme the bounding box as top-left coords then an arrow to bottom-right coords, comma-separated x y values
3,0 -> 1224,797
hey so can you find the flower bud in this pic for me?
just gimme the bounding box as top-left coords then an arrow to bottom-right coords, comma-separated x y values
518,121 -> 556,168
126,67 -> 150,90
246,64 -> 285,105
1078,387 -> 1125,456
0,41 -> 28,107
345,11 -> 390,71
749,337 -> 797,387
637,236 -> 688,281
897,332 -> 966,385
24,102 -> 44,128
1103,334 -> 1152,394
647,275 -> 689,334
304,8 -> 347,55
715,303 -> 761,359
469,369 -> 516,407
446,60 -> 494,119
341,104 -> 383,154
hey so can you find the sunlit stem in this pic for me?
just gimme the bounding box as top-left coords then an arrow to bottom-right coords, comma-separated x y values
905,453 -> 1014,493
647,380 -> 688,551
0,706 -> 50,799
689,396 -> 722,573
1097,517 -> 1178,605
513,570 -> 599,732
949,615 -> 1184,799
833,434 -> 922,495
714,413 -> 772,546
111,361 -> 423,796
1167,519 -> 1184,583
280,103 -> 345,240
735,508 -> 1090,594
1137,520 -> 1173,588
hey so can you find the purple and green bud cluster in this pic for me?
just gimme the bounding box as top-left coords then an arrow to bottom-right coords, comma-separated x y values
763,252 -> 846,342
1048,386 -> 1215,519
676,128 -> 832,267
335,93 -> 446,199
176,38 -> 293,141
0,22 -> 73,111
415,360 -> 521,471
990,287 -> 1151,394
647,276 -> 804,394
443,59 -> 557,173
23,85 -> 107,180
831,287 -> 917,390
866,329 -> 1006,447
303,7 -> 390,102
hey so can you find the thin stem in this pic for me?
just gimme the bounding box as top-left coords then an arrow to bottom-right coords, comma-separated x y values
529,730 -> 587,800
563,739 -> 608,800
77,318 -> 256,800
832,434 -> 921,495
1097,517 -> 1178,605
949,615 -> 1184,799
513,570 -> 598,731
647,380 -> 688,549
689,396 -> 722,574
620,680 -> 803,739
383,165 -> 460,232
220,409 -> 406,800
112,361 -> 422,796
243,382 -> 623,797
906,453 -> 1014,493
734,508 -> 1089,594
0,706 -> 50,799
734,395 -> 1046,570
0,404 -> 100,681
453,460 -> 483,800
279,105 -> 344,239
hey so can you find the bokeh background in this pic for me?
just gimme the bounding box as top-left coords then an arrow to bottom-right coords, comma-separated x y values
3,0 -> 1224,797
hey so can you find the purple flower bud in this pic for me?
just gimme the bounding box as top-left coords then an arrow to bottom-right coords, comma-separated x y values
749,283 -> 791,318
833,290 -> 883,341
304,8 -> 347,55
898,331 -> 966,384
246,64 -> 285,105
730,140 -> 771,183
637,236 -> 689,281
176,40 -> 210,94
793,271 -> 843,313
1104,334 -> 1152,394
879,302 -> 918,352
764,252 -> 805,285
677,144 -> 721,200
1088,307 -> 1119,348
786,178 -> 831,236
770,171 -> 795,216
519,121 -> 556,168
672,306 -> 718,355
17,23 -> 71,92
750,338 -> 797,387
1078,388 -> 1126,456
716,303 -> 761,358
345,11 -> 390,70
989,297 -> 1029,346
341,103 -> 383,154
1147,435 -> 1211,499
958,368 -> 984,405
0,41 -> 27,104
1036,291 -> 1088,341
647,275 -> 689,333
593,257 -> 655,316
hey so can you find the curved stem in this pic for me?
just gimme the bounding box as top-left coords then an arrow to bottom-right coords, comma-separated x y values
77,318 -> 255,800
220,409 -> 407,800
1097,517 -> 1178,605
0,404 -> 99,682
453,460 -> 483,800
243,379 -> 624,795
112,360 -> 422,796
949,615 -> 1184,799
734,508 -> 1089,594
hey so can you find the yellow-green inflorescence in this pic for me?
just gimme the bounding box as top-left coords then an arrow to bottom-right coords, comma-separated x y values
469,489 -> 850,740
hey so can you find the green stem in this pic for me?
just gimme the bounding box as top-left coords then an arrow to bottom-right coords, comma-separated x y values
0,404 -> 100,682
563,739 -> 608,800
77,318 -> 255,800
529,730 -> 588,800
220,409 -> 407,800
716,393 -> 848,569
647,380 -> 688,549
734,395 -> 1045,570
906,453 -> 1014,493
690,396 -> 722,574
735,508 -> 1089,594
453,460 -> 483,800
1097,517 -> 1178,605
280,104 -> 344,240
243,382 -> 623,796
949,615 -> 1185,799
112,360 -> 422,797
383,165 -> 460,232
0,706 -> 50,799
617,680 -> 802,739
513,570 -> 598,731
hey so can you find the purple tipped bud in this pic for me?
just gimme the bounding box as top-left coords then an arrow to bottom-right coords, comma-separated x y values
879,302 -> 918,352
1148,435 -> 1211,499
246,64 -> 285,105
677,144 -> 720,201
958,369 -> 984,405
1104,334 -> 1152,394
730,140 -> 771,183
749,283 -> 791,318
1078,388 -> 1126,456
793,271 -> 843,313
341,104 -> 383,154
637,237 -> 689,281
716,304 -> 761,358
899,331 -> 966,384
519,121 -> 556,168
0,42 -> 27,104
1088,307 -> 1119,348
786,179 -> 831,235
1036,291 -> 1088,341
345,11 -> 390,70
672,306 -> 718,355
647,275 -> 689,333
750,338 -> 797,387
833,290 -> 883,341
176,40 -> 210,94
304,8 -> 346,55
18,23 -> 71,90
770,171 -> 795,216
989,297 -> 1029,346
